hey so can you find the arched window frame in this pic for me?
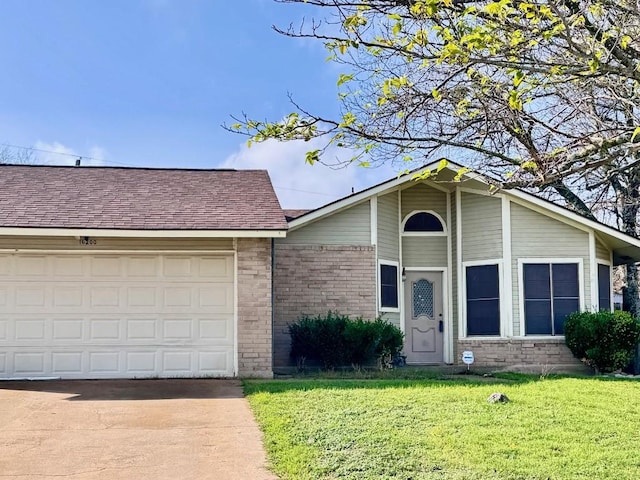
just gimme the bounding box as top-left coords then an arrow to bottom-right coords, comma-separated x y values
401,210 -> 447,237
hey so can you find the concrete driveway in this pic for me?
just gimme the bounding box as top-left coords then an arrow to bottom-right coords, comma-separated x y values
0,379 -> 277,480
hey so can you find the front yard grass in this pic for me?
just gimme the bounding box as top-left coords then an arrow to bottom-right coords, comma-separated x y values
244,374 -> 640,479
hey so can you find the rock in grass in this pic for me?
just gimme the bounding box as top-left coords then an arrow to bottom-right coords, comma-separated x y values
487,392 -> 510,404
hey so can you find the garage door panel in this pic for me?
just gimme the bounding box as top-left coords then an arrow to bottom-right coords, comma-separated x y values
52,351 -> 83,374
163,257 -> 193,277
15,286 -> 47,308
127,319 -> 157,341
14,352 -> 46,375
199,257 -> 233,279
0,352 -> 6,374
52,255 -> 85,276
0,253 -> 235,379
90,287 -> 120,307
53,287 -> 84,307
127,257 -> 159,277
126,351 -> 157,373
90,319 -> 121,341
90,257 -> 122,277
53,320 -> 84,341
162,351 -> 193,373
89,351 -> 121,374
198,318 -> 232,342
199,350 -> 232,374
14,255 -> 48,276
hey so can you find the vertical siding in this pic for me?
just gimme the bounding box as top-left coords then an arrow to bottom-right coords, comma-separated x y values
279,201 -> 371,245
461,192 -> 502,261
596,239 -> 610,261
401,183 -> 447,222
510,203 -> 590,336
402,237 -> 448,267
377,192 -> 399,261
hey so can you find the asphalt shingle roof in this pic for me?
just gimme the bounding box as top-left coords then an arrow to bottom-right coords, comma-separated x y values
0,165 -> 287,231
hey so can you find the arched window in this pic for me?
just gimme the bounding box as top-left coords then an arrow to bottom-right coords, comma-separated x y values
403,211 -> 445,234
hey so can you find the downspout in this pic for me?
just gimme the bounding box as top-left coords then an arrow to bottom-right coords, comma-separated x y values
271,238 -> 275,377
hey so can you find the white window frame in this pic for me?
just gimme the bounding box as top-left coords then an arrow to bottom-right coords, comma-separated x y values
401,210 -> 447,237
461,259 -> 506,339
517,257 -> 585,338
596,260 -> 613,312
378,259 -> 400,313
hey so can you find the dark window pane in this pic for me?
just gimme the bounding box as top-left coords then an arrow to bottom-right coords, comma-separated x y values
552,264 -> 579,298
466,265 -> 499,300
380,264 -> 398,308
598,264 -> 611,311
466,264 -> 500,336
524,264 -> 551,299
404,212 -> 444,232
525,299 -> 552,335
553,298 -> 580,335
467,299 -> 500,335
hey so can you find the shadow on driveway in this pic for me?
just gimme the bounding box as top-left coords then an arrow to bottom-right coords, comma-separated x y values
0,378 -> 244,401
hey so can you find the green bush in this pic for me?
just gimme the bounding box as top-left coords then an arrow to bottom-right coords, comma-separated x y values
288,312 -> 404,369
564,310 -> 640,373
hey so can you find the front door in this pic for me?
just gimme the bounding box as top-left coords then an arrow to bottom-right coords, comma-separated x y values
404,271 -> 444,364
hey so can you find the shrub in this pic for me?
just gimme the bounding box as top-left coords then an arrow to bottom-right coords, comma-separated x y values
564,310 -> 640,373
288,312 -> 404,369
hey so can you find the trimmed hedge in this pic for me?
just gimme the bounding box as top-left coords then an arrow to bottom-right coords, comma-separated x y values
564,310 -> 640,373
288,312 -> 404,369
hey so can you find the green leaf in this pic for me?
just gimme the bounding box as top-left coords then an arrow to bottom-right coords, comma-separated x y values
631,127 -> 640,142
305,149 -> 320,165
436,159 -> 448,172
337,73 -> 355,87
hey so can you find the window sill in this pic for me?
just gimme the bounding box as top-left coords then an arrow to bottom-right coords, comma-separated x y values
379,307 -> 400,313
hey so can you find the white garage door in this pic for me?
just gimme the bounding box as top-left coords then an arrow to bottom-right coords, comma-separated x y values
0,253 -> 235,379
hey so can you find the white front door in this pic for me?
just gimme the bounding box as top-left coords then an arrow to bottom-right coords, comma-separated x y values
404,271 -> 444,364
0,253 -> 235,379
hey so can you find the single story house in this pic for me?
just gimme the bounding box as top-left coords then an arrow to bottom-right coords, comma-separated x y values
273,161 -> 640,371
2,161 -> 640,379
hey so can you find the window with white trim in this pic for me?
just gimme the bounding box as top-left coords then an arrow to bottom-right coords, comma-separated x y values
523,263 -> 579,335
379,261 -> 399,310
598,263 -> 611,311
402,211 -> 445,234
465,264 -> 500,336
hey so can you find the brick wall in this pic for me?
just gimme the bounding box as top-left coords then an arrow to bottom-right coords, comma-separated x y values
237,238 -> 273,378
456,338 -> 584,372
273,244 -> 377,367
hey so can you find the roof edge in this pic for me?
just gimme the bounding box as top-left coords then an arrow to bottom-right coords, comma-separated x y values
0,227 -> 287,239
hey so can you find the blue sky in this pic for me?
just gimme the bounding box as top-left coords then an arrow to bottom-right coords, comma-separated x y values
0,0 -> 396,208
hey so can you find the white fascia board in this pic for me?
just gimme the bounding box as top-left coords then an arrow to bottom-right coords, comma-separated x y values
0,227 -> 287,238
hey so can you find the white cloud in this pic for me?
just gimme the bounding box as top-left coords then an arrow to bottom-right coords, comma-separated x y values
33,141 -> 107,166
221,138 -> 396,209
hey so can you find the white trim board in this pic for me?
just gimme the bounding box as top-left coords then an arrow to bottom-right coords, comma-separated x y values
0,227 -> 287,238
378,259 -> 400,313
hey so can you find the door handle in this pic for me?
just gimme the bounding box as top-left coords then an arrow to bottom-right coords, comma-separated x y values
439,320 -> 444,332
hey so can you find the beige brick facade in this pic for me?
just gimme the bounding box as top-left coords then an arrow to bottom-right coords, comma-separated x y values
237,238 -> 273,378
273,244 -> 377,367
456,338 -> 583,371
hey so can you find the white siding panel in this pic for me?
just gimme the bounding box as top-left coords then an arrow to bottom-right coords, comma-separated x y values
402,237 -> 447,267
461,192 -> 502,261
280,202 -> 371,245
510,203 -> 590,336
377,192 -> 399,260
401,183 -> 447,221
596,239 -> 609,261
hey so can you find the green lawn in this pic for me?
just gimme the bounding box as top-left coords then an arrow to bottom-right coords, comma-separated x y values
244,374 -> 640,479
